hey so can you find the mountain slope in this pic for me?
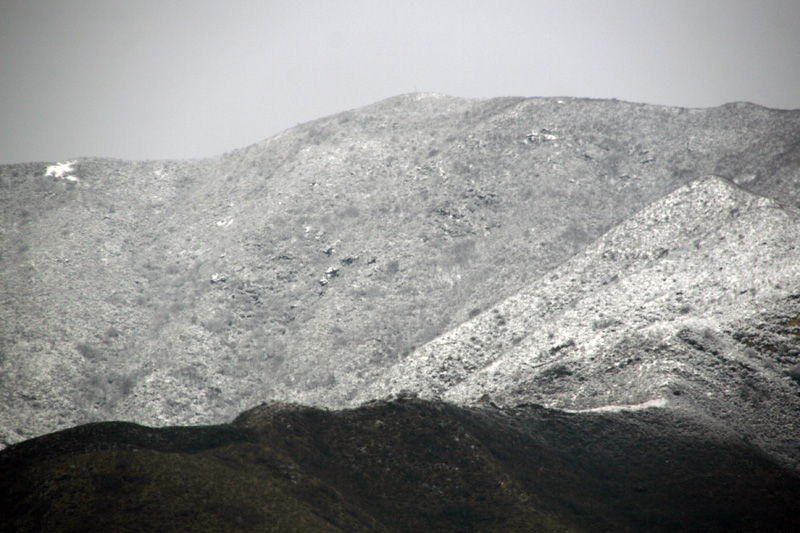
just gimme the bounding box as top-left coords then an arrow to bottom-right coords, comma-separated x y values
2,95 -> 800,445
363,176 -> 800,468
3,398 -> 800,532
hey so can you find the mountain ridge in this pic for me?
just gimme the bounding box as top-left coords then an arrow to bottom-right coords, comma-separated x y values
2,94 -> 800,447
4,397 -> 800,532
3,94 -> 800,530
362,175 -> 800,467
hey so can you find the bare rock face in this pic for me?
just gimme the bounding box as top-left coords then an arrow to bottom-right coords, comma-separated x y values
1,95 -> 800,448
361,175 -> 800,468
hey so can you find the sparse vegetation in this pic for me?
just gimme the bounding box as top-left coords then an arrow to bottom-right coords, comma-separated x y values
788,364 -> 800,383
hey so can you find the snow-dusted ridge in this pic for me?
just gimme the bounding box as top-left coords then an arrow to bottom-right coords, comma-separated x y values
3,95 -> 800,457
359,174 -> 800,466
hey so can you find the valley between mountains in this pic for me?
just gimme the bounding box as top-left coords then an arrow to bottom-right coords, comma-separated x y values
2,94 -> 800,530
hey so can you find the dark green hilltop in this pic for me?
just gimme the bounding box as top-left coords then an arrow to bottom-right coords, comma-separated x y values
3,399 -> 800,532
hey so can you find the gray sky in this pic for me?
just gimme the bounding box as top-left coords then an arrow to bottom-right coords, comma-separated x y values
2,0 -> 799,164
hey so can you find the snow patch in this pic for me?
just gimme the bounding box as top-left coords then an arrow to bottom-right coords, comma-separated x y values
563,398 -> 667,413
45,161 -> 79,182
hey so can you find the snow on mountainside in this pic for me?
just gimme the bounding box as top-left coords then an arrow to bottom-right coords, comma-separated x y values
3,95 -> 800,529
362,175 -> 800,468
2,95 -> 800,448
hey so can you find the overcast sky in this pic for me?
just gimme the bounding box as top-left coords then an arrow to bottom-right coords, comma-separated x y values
2,0 -> 799,165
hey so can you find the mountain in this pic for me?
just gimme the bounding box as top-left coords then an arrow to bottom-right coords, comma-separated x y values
362,175 -> 800,469
3,398 -> 800,532
2,95 -> 800,448
2,94 -> 800,530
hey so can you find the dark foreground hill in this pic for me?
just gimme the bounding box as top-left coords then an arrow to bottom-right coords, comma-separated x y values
2,94 -> 800,445
3,398 -> 800,532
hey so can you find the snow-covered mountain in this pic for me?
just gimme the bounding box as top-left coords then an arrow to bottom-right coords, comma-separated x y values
3,95 -> 800,531
362,175 -> 800,468
1,95 -> 799,450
